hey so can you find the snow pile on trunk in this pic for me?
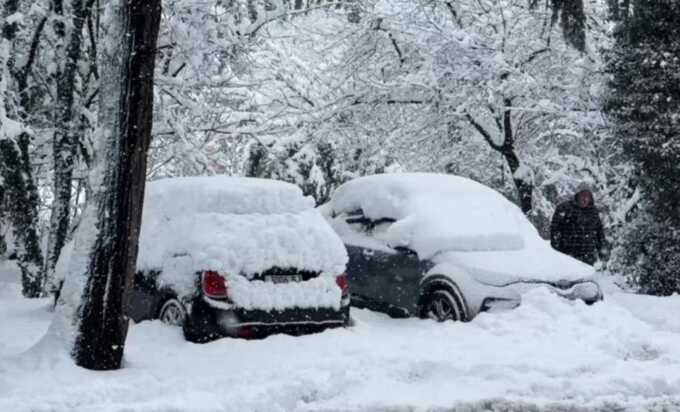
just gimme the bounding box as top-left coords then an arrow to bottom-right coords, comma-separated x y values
139,176 -> 347,297
328,173 -> 529,259
227,275 -> 342,311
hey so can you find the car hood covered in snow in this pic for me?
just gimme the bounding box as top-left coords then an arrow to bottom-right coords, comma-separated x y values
137,176 -> 348,294
433,240 -> 595,286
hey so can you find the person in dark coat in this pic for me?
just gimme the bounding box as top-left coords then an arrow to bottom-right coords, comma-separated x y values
550,183 -> 606,265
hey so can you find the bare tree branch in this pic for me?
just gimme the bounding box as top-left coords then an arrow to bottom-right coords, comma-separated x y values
466,113 -> 503,151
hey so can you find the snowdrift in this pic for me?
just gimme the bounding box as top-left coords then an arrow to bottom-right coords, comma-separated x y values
2,271 -> 680,411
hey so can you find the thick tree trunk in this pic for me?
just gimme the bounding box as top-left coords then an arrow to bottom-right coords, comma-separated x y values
72,0 -> 161,371
47,0 -> 95,279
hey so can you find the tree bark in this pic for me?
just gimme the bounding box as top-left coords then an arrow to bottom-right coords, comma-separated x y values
46,0 -> 96,280
501,146 -> 534,214
1,0 -> 45,297
72,0 -> 161,371
501,99 -> 533,214
0,141 -> 45,296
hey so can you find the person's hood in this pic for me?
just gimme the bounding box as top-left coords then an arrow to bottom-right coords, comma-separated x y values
573,182 -> 595,199
571,182 -> 598,208
574,182 -> 593,195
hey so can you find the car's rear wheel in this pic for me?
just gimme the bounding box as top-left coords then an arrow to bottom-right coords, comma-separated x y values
422,289 -> 466,322
158,298 -> 186,327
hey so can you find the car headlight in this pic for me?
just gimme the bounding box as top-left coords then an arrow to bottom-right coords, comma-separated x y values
572,281 -> 602,302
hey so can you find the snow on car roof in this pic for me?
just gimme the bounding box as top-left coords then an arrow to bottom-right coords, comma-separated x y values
328,173 -> 529,259
136,176 -> 347,294
144,176 -> 315,216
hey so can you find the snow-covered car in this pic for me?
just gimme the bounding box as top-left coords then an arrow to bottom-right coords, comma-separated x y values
58,176 -> 351,341
321,173 -> 602,322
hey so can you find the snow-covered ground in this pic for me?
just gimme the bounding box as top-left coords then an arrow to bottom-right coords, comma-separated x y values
1,260 -> 680,412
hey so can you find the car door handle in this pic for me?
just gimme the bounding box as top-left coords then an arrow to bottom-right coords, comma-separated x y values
362,249 -> 375,257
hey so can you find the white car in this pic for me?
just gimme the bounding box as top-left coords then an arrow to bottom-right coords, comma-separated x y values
322,173 -> 602,322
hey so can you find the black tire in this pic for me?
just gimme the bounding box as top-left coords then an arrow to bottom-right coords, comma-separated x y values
159,297 -> 220,343
158,298 -> 187,327
421,288 -> 467,322
158,298 -> 204,342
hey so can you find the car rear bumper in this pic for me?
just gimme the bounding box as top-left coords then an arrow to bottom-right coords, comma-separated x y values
185,296 -> 350,340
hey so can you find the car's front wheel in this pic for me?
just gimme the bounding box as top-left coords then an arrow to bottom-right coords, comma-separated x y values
158,298 -> 186,327
422,289 -> 466,322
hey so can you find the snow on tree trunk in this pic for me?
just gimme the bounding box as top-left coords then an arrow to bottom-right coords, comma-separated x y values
51,0 -> 161,370
46,0 -> 95,283
1,0 -> 45,297
0,140 -> 45,297
500,103 -> 533,214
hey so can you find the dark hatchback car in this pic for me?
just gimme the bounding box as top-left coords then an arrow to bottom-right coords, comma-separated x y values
126,267 -> 350,341
57,176 -> 351,342
322,173 -> 602,323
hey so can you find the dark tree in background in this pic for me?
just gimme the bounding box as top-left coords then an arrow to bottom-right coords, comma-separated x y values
72,0 -> 161,370
551,0 -> 586,52
528,0 -> 586,52
0,139 -> 44,297
244,140 -> 346,205
604,0 -> 680,294
47,0 -> 97,281
1,0 -> 45,297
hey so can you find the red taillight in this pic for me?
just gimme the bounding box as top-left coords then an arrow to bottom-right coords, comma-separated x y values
202,270 -> 228,299
336,273 -> 349,296
236,327 -> 252,338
